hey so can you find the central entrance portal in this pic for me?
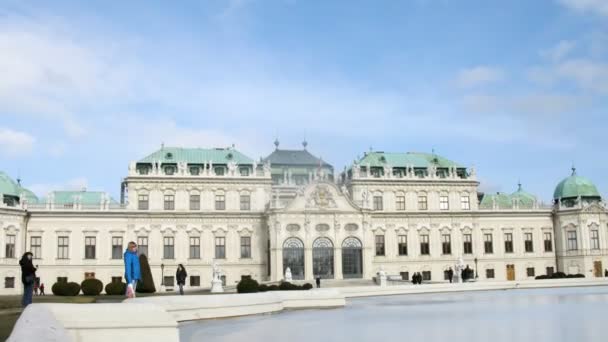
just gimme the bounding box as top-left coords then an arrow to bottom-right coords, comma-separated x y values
342,237 -> 363,279
313,237 -> 334,279
283,238 -> 305,280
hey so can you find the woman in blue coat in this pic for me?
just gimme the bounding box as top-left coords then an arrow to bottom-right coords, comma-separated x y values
124,241 -> 141,296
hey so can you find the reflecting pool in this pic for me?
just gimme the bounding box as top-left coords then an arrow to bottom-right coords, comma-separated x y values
180,286 -> 608,342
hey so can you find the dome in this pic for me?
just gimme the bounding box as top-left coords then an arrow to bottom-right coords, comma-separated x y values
511,183 -> 537,208
0,171 -> 22,197
19,187 -> 39,204
553,168 -> 601,200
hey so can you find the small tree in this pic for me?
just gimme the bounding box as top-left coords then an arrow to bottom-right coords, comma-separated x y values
136,254 -> 156,293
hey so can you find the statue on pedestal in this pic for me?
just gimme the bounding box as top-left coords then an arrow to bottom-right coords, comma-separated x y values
453,256 -> 465,283
284,267 -> 292,282
378,265 -> 387,287
210,262 -> 224,293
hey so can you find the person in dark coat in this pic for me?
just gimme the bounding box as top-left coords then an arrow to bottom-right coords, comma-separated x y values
315,276 -> 321,288
176,264 -> 188,295
447,268 -> 454,283
39,283 -> 45,296
604,269 -> 608,277
19,252 -> 37,307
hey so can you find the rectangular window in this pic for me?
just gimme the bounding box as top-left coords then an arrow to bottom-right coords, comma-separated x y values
189,194 -> 200,210
440,195 -> 449,210
164,276 -> 175,286
30,236 -> 42,259
567,231 -> 577,250
546,267 -> 554,276
373,196 -> 383,211
422,271 -> 431,281
215,194 -> 226,210
57,277 -> 68,283
463,234 -> 473,254
590,230 -> 600,250
375,235 -> 385,256
164,166 -> 175,175
396,196 -> 406,211
418,195 -> 428,210
137,237 -> 148,257
57,236 -> 69,259
486,269 -> 495,279
420,234 -> 430,255
400,272 -> 409,281
85,237 -> 96,259
163,237 -> 175,259
189,237 -> 201,259
5,235 -> 15,258
398,235 -> 408,256
504,233 -> 513,253
484,234 -> 493,254
240,195 -> 251,211
461,195 -> 471,210
138,194 -> 149,210
190,166 -> 200,175
164,195 -> 175,210
215,237 -> 226,259
240,236 -> 252,258
4,277 -> 15,289
441,234 -> 451,255
240,167 -> 249,176
111,237 -> 123,259
111,276 -> 122,284
190,276 -> 201,287
544,232 -> 553,252
214,167 -> 224,176
524,233 -> 534,253
527,267 -> 535,277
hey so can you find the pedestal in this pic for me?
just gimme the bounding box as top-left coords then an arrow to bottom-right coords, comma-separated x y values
210,278 -> 224,293
379,274 -> 387,287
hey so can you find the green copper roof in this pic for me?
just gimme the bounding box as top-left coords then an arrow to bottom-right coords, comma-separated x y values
139,147 -> 254,165
264,149 -> 332,167
553,168 -> 601,200
20,187 -> 39,204
0,171 -> 22,197
510,183 -> 537,209
357,151 -> 463,168
44,191 -> 117,205
479,192 -> 513,209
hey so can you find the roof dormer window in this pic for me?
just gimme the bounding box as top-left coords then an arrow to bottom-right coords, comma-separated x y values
165,165 -> 175,175
165,152 -> 173,159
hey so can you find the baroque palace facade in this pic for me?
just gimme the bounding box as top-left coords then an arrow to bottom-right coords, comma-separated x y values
1,141 -> 607,294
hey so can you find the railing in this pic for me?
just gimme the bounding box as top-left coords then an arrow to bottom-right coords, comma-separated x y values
27,203 -> 128,211
557,249 -> 608,257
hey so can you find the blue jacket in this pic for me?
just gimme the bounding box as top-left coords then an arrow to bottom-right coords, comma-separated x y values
124,249 -> 141,283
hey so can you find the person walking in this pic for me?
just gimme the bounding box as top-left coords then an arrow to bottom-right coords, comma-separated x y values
34,280 -> 39,296
448,268 -> 454,283
19,252 -> 37,308
315,276 -> 321,288
123,241 -> 141,298
39,283 -> 45,296
176,264 -> 187,295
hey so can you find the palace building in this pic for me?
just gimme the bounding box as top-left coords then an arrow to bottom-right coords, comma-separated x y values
1,142 -> 607,294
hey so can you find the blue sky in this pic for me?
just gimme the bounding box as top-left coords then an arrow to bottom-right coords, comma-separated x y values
1,0 -> 607,201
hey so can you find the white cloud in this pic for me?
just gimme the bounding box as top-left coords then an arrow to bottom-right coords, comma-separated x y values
0,127 -> 35,157
558,0 -> 608,16
456,66 -> 504,88
540,40 -> 576,62
27,177 -> 89,197
556,59 -> 608,93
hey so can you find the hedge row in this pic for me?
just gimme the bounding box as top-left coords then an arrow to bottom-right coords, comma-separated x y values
535,272 -> 585,280
237,278 -> 313,293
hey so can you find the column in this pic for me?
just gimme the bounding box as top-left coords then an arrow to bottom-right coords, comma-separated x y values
334,247 -> 343,280
305,247 -> 313,281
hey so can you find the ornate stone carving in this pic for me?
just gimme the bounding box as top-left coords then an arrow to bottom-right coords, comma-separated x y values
306,185 -> 337,209
315,223 -> 330,232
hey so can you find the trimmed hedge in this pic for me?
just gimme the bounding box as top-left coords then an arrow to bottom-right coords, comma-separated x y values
52,281 -> 81,296
105,281 -> 127,295
237,278 -> 260,293
81,278 -> 103,296
302,283 -> 313,290
535,273 -> 585,280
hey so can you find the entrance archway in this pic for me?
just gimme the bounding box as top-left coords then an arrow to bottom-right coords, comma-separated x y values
283,237 -> 305,280
313,237 -> 334,279
342,237 -> 363,279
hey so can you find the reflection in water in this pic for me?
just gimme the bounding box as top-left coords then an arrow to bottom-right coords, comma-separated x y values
180,286 -> 608,342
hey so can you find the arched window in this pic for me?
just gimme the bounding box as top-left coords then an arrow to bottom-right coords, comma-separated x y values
342,237 -> 362,278
283,238 -> 304,280
313,237 -> 334,279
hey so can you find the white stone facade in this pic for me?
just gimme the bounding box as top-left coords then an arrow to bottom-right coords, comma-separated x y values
1,150 -> 607,295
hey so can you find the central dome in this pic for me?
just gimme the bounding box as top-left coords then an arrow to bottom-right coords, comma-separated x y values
553,168 -> 601,200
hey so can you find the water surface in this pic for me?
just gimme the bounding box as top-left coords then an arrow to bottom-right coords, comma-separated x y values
180,286 -> 608,342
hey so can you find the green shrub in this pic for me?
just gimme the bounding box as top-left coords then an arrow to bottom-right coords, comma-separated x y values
258,284 -> 269,292
105,281 -> 127,295
551,272 -> 567,279
567,273 -> 585,278
136,254 -> 156,293
302,283 -> 313,290
279,281 -> 296,291
52,282 -> 81,296
267,285 -> 279,291
535,275 -> 549,280
237,278 -> 260,293
81,278 -> 103,296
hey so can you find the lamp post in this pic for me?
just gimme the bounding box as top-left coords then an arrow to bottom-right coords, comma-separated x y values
161,263 -> 165,287
474,257 -> 478,279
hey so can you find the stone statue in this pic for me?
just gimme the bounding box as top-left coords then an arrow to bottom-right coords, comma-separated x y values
285,267 -> 293,282
454,256 -> 465,283
378,265 -> 387,287
383,165 -> 392,179
361,189 -> 370,208
353,161 -> 360,178
263,161 -> 271,177
227,161 -> 238,176
252,160 -> 258,176
341,184 -> 350,197
128,161 -> 136,174
211,262 -> 224,293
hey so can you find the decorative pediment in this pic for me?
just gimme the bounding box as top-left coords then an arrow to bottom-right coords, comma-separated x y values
280,181 -> 362,213
237,226 -> 254,236
460,226 -> 472,234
